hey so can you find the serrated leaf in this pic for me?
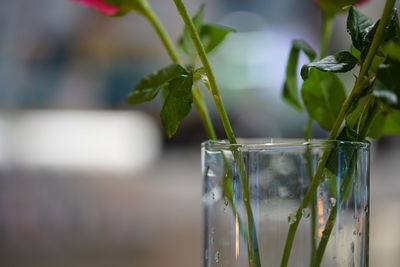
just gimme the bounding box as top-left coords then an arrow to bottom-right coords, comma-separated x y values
360,10 -> 400,58
160,74 -> 194,138
200,24 -> 235,53
178,4 -> 235,63
127,64 -> 187,105
282,39 -> 317,110
372,59 -> 400,109
301,69 -> 346,130
367,101 -> 400,138
301,51 -> 359,80
346,7 -> 374,51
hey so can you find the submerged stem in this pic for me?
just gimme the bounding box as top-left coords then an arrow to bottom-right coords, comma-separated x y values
280,1 -> 397,265
172,1 -> 262,266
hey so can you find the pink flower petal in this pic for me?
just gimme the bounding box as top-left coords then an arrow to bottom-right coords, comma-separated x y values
71,0 -> 120,16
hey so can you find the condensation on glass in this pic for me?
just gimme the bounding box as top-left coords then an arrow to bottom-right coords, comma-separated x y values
202,139 -> 369,267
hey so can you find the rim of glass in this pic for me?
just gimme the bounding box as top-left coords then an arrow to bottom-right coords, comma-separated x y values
202,138 -> 370,150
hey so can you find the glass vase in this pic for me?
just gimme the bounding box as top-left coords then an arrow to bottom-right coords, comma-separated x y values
202,139 -> 369,267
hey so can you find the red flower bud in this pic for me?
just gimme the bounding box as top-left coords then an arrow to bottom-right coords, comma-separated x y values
71,0 -> 120,16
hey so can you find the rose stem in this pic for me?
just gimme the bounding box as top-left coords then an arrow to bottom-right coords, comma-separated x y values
280,0 -> 397,266
172,0 -> 262,266
305,11 -> 335,265
139,1 -> 217,140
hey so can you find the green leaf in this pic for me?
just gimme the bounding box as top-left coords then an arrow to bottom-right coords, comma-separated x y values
127,64 -> 187,105
325,126 -> 358,179
347,7 -> 374,52
367,102 -> 400,138
200,24 -> 236,53
360,10 -> 400,58
301,69 -> 346,130
282,39 -> 317,110
372,59 -> 400,109
385,10 -> 400,43
301,51 -> 359,80
178,4 -> 235,62
346,94 -> 375,134
350,44 -> 361,61
385,41 -> 400,61
160,74 -> 194,138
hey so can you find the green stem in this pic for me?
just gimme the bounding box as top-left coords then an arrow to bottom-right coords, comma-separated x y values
173,0 -> 237,145
305,12 -> 334,265
172,1 -> 262,266
141,3 -> 183,65
304,117 -> 313,141
312,100 -> 379,266
358,0 -> 397,81
304,117 -> 317,265
193,86 -> 217,140
280,151 -> 331,267
320,13 -> 335,59
280,1 -> 397,265
139,1 -> 218,141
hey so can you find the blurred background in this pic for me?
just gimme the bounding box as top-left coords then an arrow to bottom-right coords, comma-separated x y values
0,0 -> 399,266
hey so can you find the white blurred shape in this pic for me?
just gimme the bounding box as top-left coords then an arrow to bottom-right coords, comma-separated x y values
0,110 -> 161,172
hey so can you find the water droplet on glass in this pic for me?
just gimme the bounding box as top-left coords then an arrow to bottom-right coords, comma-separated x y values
214,251 -> 220,263
278,186 -> 289,198
210,237 -> 214,244
207,168 -> 217,177
224,196 -> 229,206
288,213 -> 297,224
329,197 -> 337,207
353,214 -> 359,220
364,205 -> 369,213
212,192 -> 216,200
302,208 -> 310,218
351,242 -> 355,253
211,228 -> 215,235
205,249 -> 209,260
353,230 -> 357,236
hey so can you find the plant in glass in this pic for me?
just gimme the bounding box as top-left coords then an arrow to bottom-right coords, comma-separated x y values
69,0 -> 400,266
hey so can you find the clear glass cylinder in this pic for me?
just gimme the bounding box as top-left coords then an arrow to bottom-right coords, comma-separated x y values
202,139 -> 369,267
